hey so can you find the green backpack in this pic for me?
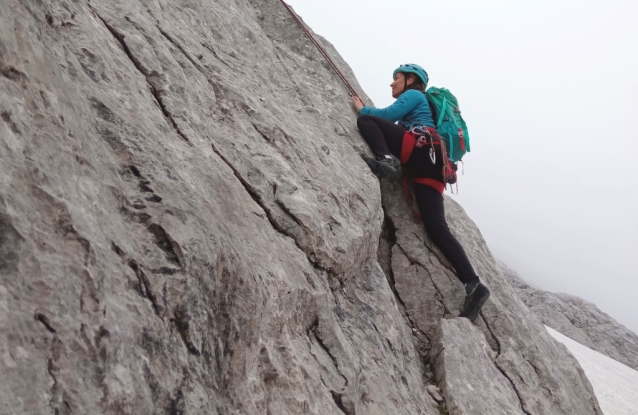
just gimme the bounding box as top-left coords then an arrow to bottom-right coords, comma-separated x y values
425,87 -> 470,163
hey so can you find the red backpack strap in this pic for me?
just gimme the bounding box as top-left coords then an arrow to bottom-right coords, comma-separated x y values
400,131 -> 416,164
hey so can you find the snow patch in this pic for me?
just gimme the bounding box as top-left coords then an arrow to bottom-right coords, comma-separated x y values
546,326 -> 638,415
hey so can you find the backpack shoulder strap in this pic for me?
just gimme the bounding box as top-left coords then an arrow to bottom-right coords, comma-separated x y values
435,97 -> 454,156
436,97 -> 447,127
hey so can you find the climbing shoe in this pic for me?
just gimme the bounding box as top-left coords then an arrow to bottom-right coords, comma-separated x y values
459,281 -> 490,322
362,155 -> 401,182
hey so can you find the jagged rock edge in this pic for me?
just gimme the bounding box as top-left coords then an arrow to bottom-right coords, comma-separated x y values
155,24 -> 221,93
209,141 -> 335,277
479,311 -> 501,355
493,360 -> 533,415
380,212 -> 433,343
383,203 -> 543,413
306,319 -> 353,414
381,210 -> 447,413
394,241 -> 449,316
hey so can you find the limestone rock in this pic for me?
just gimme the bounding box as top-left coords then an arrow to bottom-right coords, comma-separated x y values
381,182 -> 603,414
0,0 -> 438,413
0,0 -> 603,414
432,318 -> 526,415
426,384 -> 444,403
501,263 -> 638,371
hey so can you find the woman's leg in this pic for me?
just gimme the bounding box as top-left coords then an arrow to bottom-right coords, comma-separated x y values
357,114 -> 406,158
413,183 -> 479,285
395,134 -> 490,320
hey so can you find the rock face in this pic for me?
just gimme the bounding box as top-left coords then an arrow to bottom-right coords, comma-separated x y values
0,0 -> 602,414
381,184 -> 602,415
502,263 -> 638,371
432,319 -> 526,415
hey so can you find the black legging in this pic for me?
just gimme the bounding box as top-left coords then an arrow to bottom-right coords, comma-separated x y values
357,114 -> 479,285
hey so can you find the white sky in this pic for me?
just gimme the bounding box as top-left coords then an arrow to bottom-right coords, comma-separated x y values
285,0 -> 638,333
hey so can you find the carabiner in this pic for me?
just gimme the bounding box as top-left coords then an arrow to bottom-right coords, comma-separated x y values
429,133 -> 436,164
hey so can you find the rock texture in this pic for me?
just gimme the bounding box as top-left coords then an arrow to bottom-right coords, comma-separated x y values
502,263 -> 638,371
0,0 -> 603,414
432,319 -> 526,415
381,183 -> 602,415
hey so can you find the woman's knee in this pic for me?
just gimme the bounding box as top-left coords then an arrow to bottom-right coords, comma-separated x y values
357,114 -> 375,129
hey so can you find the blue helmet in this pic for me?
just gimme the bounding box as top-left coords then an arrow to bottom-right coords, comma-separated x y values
393,63 -> 429,87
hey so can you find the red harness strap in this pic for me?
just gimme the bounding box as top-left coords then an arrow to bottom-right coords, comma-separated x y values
400,129 -> 446,221
400,131 -> 417,164
412,177 -> 445,194
400,130 -> 445,195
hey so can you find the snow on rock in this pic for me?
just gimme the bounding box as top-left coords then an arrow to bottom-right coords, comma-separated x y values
547,326 -> 638,415
503,263 -> 638,371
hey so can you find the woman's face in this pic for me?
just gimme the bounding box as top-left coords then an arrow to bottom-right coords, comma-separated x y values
390,73 -> 413,98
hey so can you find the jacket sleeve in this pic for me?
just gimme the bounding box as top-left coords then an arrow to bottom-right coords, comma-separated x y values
359,90 -> 420,122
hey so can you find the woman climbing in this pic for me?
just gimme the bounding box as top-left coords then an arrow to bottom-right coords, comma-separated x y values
352,64 -> 490,322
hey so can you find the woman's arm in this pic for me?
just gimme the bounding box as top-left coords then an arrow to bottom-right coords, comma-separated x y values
358,90 -> 421,122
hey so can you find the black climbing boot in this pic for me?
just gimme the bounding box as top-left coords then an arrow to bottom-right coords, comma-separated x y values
362,155 -> 401,182
459,280 -> 490,322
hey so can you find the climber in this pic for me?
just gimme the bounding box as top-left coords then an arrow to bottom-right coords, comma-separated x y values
352,64 -> 490,322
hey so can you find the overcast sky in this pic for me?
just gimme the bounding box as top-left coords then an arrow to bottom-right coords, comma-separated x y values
285,0 -> 638,333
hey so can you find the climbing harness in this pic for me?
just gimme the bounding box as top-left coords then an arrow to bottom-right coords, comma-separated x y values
279,0 -> 363,101
400,127 -> 460,221
412,126 -> 437,164
411,125 -> 460,191
401,128 -> 450,194
429,140 -> 436,164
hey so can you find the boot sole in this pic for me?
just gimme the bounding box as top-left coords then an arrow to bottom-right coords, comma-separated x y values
363,157 -> 400,182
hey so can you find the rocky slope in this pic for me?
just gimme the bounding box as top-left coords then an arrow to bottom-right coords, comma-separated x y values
501,263 -> 638,371
0,0 -> 603,414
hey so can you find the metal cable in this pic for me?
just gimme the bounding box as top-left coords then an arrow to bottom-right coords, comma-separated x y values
279,0 -> 362,101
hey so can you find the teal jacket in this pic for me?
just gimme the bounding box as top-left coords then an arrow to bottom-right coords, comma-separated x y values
359,89 -> 435,129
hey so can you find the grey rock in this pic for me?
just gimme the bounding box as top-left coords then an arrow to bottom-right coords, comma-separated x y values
426,384 -> 444,403
432,318 -> 526,415
0,0 -> 603,414
0,1 -> 436,414
381,182 -> 603,414
501,262 -> 638,370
